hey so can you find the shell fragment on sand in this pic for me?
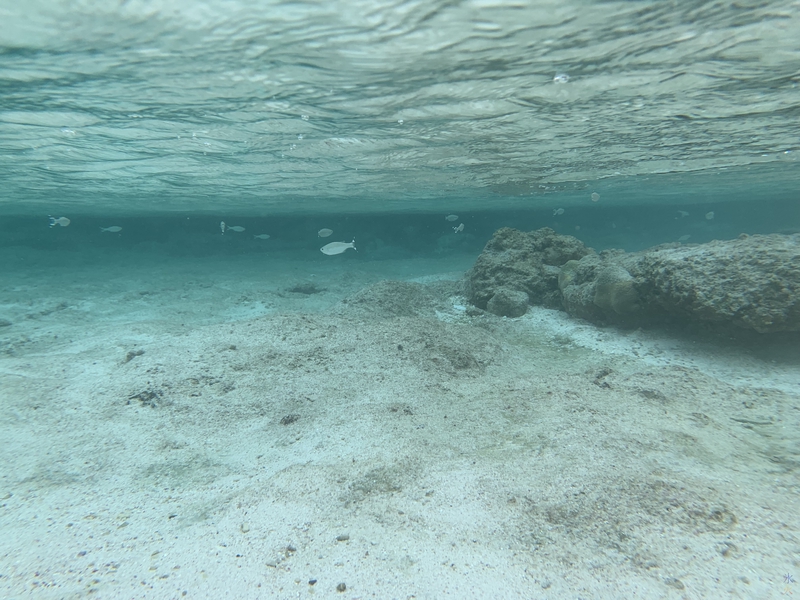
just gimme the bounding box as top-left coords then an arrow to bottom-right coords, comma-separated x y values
320,240 -> 356,255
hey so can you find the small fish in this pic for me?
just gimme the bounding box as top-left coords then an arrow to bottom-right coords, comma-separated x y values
553,208 -> 564,216
320,239 -> 356,255
253,234 -> 271,239
445,214 -> 459,222
453,223 -> 464,233
220,221 -> 226,234
705,211 -> 715,220
226,225 -> 246,232
318,228 -> 333,237
678,234 -> 691,242
49,216 -> 70,228
100,226 -> 122,233
591,192 -> 600,202
677,210 -> 689,218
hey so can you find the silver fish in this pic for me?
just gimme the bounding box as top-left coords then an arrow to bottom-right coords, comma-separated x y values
318,228 -> 333,237
100,226 -> 122,232
320,239 -> 356,255
445,214 -> 459,222
49,216 -> 70,227
226,225 -> 245,232
253,234 -> 271,239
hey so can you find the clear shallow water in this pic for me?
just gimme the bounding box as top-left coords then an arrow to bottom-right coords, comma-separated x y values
3,5 -> 800,598
1,0 -> 798,215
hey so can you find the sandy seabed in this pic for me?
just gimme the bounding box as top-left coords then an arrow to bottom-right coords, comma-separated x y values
1,248 -> 799,600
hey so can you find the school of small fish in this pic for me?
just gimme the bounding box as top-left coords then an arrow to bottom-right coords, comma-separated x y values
44,214 -> 463,254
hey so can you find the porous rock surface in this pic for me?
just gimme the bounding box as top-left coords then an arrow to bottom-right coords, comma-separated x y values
486,288 -> 530,318
464,227 -> 592,314
468,228 -> 800,333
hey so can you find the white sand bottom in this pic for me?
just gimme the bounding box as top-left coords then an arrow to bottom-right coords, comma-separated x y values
1,250 -> 799,599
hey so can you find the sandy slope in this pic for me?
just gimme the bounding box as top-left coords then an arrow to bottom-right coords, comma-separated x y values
1,255 -> 799,600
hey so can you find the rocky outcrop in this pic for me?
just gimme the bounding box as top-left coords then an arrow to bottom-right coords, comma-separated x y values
561,234 -> 800,332
486,288 -> 529,318
465,227 -> 592,315
468,228 -> 800,333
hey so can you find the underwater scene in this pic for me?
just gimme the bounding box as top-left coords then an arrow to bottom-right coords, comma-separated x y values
1,1 -> 799,598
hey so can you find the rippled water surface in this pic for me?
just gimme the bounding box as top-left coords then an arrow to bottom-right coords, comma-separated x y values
1,0 -> 798,214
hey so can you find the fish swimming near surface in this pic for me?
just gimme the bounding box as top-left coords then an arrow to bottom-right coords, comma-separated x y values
226,225 -> 245,232
320,239 -> 356,255
553,208 -> 564,216
49,216 -> 70,227
253,234 -> 271,239
445,214 -> 459,221
220,221 -> 226,234
318,228 -> 333,237
100,226 -> 122,232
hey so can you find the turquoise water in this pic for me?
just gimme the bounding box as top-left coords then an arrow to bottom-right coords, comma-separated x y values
2,2 -> 800,599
